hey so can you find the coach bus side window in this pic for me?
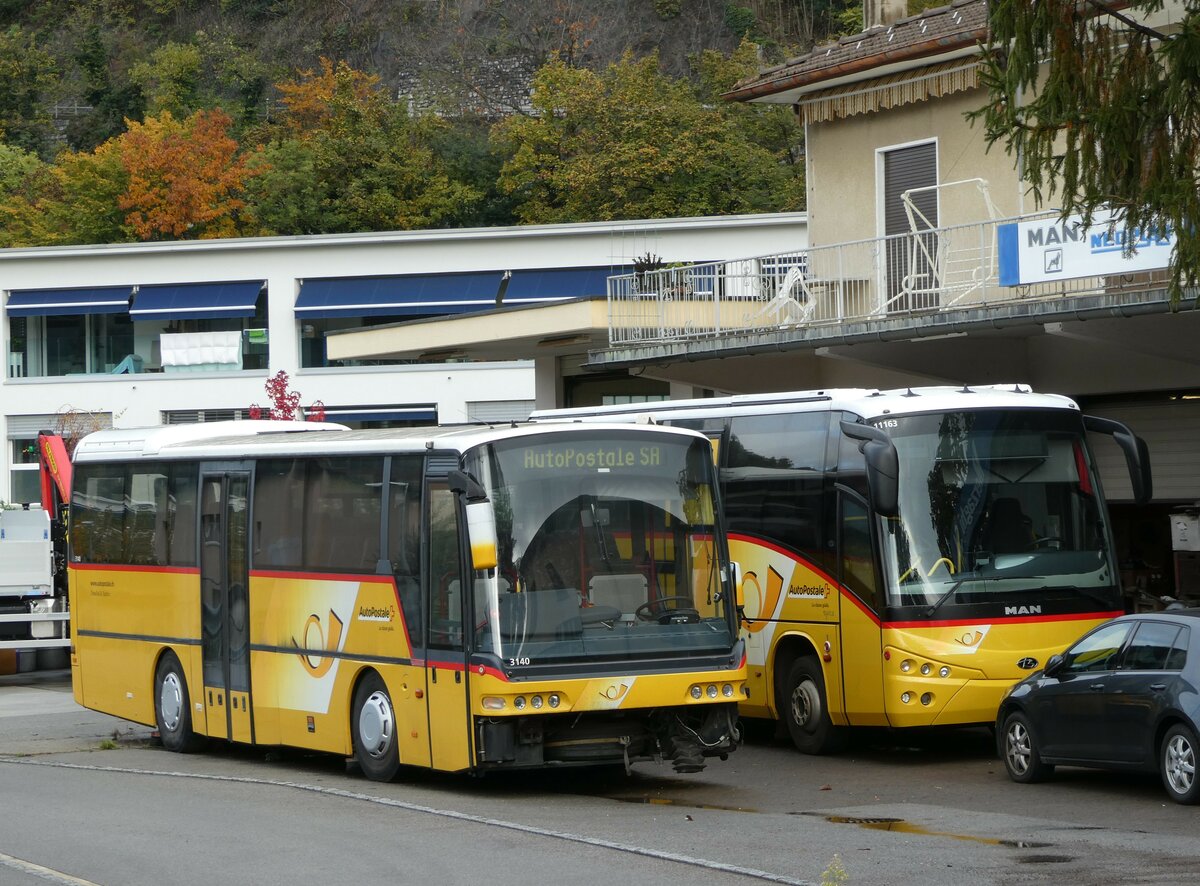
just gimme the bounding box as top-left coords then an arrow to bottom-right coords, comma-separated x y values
126,464 -> 170,566
70,463 -> 127,564
724,412 -> 834,571
254,459 -> 305,569
840,493 -> 880,611
167,464 -> 198,567
304,457 -> 383,573
386,456 -> 424,644
428,484 -> 464,650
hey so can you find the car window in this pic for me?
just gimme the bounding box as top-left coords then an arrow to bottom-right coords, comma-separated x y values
1166,626 -> 1190,671
1063,621 -> 1132,674
1119,621 -> 1184,671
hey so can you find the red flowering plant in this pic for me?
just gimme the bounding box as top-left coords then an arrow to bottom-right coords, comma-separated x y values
249,370 -> 325,421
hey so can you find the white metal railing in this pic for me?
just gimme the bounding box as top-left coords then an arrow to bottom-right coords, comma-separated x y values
0,611 -> 70,650
607,212 -> 1173,346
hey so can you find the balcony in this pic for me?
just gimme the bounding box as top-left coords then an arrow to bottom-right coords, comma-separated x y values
604,211 -> 1174,353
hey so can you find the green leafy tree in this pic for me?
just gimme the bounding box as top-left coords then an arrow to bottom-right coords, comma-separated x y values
66,23 -> 147,151
973,0 -> 1200,298
129,42 -> 204,117
0,25 -> 61,156
492,51 -> 803,224
245,60 -> 481,234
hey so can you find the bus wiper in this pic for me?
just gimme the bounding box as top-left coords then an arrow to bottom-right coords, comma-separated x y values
923,572 -> 990,619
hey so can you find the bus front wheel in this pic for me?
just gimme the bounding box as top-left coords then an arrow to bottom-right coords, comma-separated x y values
154,652 -> 203,753
783,657 -> 845,755
352,672 -> 401,782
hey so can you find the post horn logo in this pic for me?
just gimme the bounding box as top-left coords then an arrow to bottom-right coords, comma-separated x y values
294,610 -> 344,677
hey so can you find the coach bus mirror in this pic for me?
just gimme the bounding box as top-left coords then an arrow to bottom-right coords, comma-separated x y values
1082,415 -> 1153,503
465,499 -> 499,572
839,420 -> 900,519
448,469 -> 488,502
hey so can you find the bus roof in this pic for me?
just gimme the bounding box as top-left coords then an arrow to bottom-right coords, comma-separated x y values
71,419 -> 706,463
531,384 -> 1080,424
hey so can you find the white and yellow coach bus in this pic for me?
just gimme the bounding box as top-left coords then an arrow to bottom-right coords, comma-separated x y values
67,421 -> 746,779
535,385 -> 1152,754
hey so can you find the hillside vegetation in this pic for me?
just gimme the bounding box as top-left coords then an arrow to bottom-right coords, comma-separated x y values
0,1 -> 861,243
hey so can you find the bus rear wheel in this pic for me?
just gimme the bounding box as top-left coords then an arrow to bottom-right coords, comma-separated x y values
154,652 -> 203,753
783,657 -> 845,755
352,672 -> 401,782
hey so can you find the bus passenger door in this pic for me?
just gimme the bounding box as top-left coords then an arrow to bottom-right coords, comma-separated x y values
200,471 -> 254,743
837,491 -> 887,726
424,478 -> 473,771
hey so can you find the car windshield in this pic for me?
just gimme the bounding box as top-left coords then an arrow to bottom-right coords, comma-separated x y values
463,431 -> 736,666
877,409 -> 1115,608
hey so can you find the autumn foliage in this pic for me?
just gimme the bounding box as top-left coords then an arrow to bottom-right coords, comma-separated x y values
249,370 -> 326,421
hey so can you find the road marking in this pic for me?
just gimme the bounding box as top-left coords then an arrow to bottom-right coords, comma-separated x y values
0,850 -> 104,886
0,757 -> 812,885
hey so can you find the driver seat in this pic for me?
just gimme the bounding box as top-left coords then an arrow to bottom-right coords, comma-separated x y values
988,497 -> 1035,554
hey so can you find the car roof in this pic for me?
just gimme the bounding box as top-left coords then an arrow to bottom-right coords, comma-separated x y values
1119,609 -> 1200,623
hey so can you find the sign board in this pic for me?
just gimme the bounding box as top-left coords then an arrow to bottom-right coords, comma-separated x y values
997,209 -> 1175,286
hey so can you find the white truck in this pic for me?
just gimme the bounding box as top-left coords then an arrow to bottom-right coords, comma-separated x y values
0,506 -> 69,651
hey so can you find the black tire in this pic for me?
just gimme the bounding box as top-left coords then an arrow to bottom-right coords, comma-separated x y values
154,652 -> 204,753
1160,723 -> 1200,805
782,657 -> 845,755
1000,710 -> 1053,784
352,672 -> 401,782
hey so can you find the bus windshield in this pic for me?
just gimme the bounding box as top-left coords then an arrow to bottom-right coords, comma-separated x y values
879,409 -> 1115,610
464,432 -> 735,666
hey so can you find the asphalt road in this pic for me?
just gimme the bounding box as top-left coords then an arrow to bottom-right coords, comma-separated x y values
2,670 -> 1199,885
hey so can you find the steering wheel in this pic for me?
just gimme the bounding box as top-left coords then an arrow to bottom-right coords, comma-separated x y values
635,596 -> 701,624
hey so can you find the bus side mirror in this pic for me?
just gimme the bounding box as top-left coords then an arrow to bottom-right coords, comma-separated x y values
840,420 -> 899,518
1083,415 -> 1153,503
449,470 -> 498,571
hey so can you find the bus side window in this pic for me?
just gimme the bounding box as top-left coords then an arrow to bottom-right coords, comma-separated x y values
840,493 -> 880,612
427,484 -> 464,650
387,456 -> 424,645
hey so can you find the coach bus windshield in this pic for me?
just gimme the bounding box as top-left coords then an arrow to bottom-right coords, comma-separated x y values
877,409 -> 1117,613
463,432 -> 736,665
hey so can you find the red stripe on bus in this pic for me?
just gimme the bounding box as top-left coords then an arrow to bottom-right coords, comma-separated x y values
250,569 -> 395,584
884,610 -> 1123,630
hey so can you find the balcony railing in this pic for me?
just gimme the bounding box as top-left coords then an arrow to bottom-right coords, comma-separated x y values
606,212 -> 1172,347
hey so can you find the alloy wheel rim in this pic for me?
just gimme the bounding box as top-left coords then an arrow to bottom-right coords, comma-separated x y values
1006,722 -> 1031,775
1165,734 -> 1195,796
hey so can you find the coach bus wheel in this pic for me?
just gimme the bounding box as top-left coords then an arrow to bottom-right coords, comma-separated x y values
154,653 -> 203,753
352,672 -> 401,782
783,657 -> 844,755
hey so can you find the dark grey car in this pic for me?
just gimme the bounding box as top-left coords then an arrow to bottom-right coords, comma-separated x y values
997,609 -> 1200,804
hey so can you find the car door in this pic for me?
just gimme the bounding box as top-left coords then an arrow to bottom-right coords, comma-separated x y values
1105,621 -> 1187,764
1032,621 -> 1133,760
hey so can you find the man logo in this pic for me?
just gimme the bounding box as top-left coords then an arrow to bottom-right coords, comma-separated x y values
1005,605 -> 1042,616
1017,657 -> 1039,670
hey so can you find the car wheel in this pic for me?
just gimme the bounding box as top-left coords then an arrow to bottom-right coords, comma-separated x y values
154,652 -> 204,753
782,657 -> 845,755
1160,723 -> 1200,805
1001,710 -> 1052,783
352,672 -> 401,782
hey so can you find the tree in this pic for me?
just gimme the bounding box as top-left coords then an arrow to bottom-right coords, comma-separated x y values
0,25 -> 61,156
491,52 -> 803,224
973,0 -> 1200,298
245,60 -> 482,234
117,108 -> 259,240
249,370 -> 325,421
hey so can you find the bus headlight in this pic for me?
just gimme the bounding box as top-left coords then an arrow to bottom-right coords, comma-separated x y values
514,696 -> 527,710
920,663 -> 931,676
939,666 -> 951,679
920,693 -> 933,706
706,685 -> 719,699
901,692 -> 913,704
900,659 -> 913,673
531,695 -> 544,709
690,685 -> 703,699
548,693 -> 561,708
722,684 -> 734,697
482,696 -> 506,710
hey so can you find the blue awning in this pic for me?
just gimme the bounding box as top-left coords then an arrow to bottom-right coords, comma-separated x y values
131,281 -> 263,322
296,273 -> 504,319
500,267 -> 628,304
321,405 -> 437,424
6,286 -> 132,317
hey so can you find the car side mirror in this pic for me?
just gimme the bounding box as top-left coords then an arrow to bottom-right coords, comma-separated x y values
1043,653 -> 1065,677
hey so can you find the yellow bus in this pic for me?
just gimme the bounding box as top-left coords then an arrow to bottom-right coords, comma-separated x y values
68,421 -> 745,779
535,385 -> 1151,753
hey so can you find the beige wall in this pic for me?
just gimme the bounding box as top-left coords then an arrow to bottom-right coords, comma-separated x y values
806,87 -> 1034,249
